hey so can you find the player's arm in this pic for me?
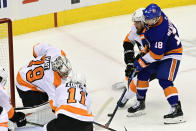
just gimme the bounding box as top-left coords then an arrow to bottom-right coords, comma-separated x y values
123,33 -> 135,78
0,67 -> 27,127
134,38 -> 166,71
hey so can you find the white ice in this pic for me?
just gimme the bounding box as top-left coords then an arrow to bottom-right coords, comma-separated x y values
13,5 -> 196,131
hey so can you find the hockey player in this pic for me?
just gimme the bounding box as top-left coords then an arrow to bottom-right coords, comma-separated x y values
44,71 -> 93,131
118,8 -> 156,107
117,8 -> 145,106
0,66 -> 26,130
128,4 -> 184,124
16,43 -> 72,112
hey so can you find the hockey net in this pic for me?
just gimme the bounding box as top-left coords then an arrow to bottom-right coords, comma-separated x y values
0,18 -> 15,107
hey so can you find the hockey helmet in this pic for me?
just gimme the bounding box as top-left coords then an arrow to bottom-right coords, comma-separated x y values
132,8 -> 145,22
143,3 -> 161,25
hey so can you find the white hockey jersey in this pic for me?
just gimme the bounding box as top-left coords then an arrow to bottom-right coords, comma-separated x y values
0,83 -> 14,130
55,82 -> 94,122
16,43 -> 66,110
124,25 -> 143,48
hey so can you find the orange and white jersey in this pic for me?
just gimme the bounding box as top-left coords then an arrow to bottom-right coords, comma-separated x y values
55,82 -> 94,122
0,84 -> 14,120
16,43 -> 66,110
0,109 -> 8,131
124,25 -> 143,47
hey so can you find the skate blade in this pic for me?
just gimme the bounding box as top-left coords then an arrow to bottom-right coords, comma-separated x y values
112,82 -> 126,90
126,111 -> 146,117
164,116 -> 186,124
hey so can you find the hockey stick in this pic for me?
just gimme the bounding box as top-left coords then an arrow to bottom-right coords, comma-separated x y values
93,121 -> 117,131
14,101 -> 49,110
106,69 -> 136,127
27,121 -> 44,127
105,87 -> 127,127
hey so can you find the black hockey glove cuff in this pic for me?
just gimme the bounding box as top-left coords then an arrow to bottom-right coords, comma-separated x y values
125,63 -> 135,77
9,112 -> 27,127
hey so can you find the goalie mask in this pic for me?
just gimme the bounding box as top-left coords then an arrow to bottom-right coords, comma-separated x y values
51,56 -> 72,79
0,66 -> 8,86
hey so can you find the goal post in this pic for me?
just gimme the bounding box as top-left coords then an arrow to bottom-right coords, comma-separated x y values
0,18 -> 15,107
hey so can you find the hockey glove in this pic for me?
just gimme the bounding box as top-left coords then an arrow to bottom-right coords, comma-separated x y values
135,52 -> 145,61
125,63 -> 135,78
9,112 -> 27,127
134,57 -> 148,72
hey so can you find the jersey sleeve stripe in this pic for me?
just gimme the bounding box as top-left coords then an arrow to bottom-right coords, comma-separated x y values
53,72 -> 61,88
49,100 -> 57,111
123,33 -> 131,43
33,43 -> 40,58
0,122 -> 8,128
55,105 -> 93,117
149,51 -> 164,60
16,72 -> 41,92
8,107 -> 14,119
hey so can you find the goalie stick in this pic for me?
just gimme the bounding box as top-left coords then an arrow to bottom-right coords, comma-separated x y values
106,69 -> 136,127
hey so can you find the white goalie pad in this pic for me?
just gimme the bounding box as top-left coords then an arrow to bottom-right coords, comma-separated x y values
8,102 -> 55,130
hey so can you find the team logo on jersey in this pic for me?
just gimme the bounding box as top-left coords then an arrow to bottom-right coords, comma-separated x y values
44,56 -> 51,70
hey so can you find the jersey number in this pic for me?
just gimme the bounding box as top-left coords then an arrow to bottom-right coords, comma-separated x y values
26,56 -> 45,83
67,88 -> 86,105
155,42 -> 163,49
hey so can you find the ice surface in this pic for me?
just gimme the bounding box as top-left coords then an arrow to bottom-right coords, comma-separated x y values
13,5 -> 196,131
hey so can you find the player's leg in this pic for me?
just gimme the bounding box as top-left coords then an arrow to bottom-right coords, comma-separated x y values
157,58 -> 184,124
16,87 -> 48,107
118,77 -> 137,107
127,63 -> 158,114
45,114 -> 93,131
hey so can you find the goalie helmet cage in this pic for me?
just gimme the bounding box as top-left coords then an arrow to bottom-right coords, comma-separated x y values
0,18 -> 15,107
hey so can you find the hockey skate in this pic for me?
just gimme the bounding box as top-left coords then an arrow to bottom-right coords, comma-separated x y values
127,100 -> 146,117
164,101 -> 185,124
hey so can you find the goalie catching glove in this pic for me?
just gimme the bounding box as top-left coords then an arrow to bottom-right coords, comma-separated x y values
9,111 -> 27,127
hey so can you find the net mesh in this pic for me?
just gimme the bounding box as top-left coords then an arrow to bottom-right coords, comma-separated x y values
0,21 -> 12,100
